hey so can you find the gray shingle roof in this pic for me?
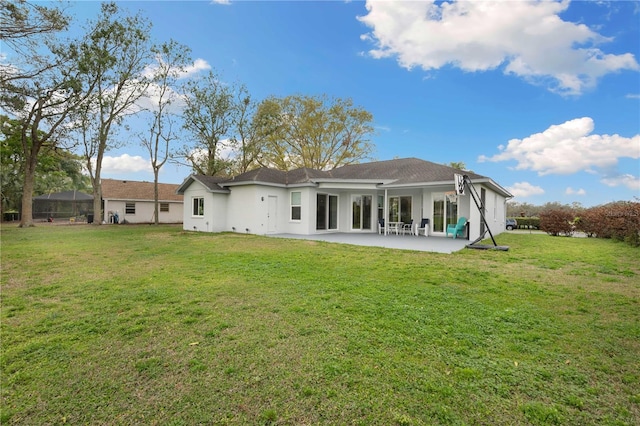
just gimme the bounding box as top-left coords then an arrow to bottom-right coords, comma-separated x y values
178,158 -> 510,196
330,158 -> 486,184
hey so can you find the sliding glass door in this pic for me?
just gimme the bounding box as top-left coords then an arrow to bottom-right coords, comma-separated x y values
388,196 -> 412,223
316,194 -> 338,230
351,195 -> 372,230
432,192 -> 458,233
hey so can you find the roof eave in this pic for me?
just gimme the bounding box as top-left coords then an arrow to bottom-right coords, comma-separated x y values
176,175 -> 230,194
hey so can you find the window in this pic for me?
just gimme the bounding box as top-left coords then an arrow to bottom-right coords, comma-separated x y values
291,191 -> 301,221
160,203 -> 169,212
388,196 -> 411,223
125,202 -> 135,215
192,197 -> 204,216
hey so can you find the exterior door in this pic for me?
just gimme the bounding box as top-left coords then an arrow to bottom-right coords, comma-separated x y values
267,196 -> 277,233
317,194 -> 338,230
432,193 -> 458,234
351,195 -> 372,230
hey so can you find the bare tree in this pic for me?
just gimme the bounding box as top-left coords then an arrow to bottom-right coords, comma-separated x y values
140,40 -> 192,224
0,0 -> 69,110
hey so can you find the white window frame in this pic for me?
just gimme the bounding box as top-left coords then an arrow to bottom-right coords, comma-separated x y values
192,197 -> 204,217
290,191 -> 302,221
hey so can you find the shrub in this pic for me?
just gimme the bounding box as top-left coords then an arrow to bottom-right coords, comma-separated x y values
575,201 -> 640,247
514,217 -> 540,229
540,209 -> 575,236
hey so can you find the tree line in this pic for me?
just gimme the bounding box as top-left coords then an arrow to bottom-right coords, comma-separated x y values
1,1 -> 375,227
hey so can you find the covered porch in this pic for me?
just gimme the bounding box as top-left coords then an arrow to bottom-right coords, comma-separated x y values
270,232 -> 469,254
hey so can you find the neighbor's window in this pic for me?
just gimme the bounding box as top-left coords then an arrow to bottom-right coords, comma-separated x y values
125,202 -> 136,215
160,203 -> 169,212
291,191 -> 301,221
192,197 -> 204,216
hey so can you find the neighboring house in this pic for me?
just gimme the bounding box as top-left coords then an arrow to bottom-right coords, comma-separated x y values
176,158 -> 512,241
101,179 -> 183,224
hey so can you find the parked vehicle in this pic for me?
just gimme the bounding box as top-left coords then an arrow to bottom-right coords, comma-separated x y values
506,218 -> 518,230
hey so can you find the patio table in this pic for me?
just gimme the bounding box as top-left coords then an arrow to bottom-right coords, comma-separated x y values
387,221 -> 403,235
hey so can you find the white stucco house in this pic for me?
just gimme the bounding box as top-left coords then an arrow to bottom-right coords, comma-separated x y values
101,179 -> 183,224
176,158 -> 512,241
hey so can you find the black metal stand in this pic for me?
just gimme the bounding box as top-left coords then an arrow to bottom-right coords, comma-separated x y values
463,175 -> 509,251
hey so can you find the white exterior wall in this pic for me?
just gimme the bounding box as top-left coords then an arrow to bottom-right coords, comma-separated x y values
182,182 -> 227,232
179,180 -> 509,238
104,199 -> 183,224
461,184 -> 506,242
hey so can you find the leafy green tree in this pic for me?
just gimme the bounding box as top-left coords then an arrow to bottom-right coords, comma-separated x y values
254,94 -> 375,170
1,5 -> 93,226
74,2 -> 153,224
231,90 -> 263,174
446,161 -> 468,171
1,115 -> 89,219
179,70 -> 237,176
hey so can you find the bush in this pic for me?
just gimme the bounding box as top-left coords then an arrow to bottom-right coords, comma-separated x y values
513,217 -> 540,229
540,209 -> 575,236
575,201 -> 640,247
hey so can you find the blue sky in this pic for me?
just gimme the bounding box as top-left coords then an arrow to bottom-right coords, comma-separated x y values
38,1 -> 640,205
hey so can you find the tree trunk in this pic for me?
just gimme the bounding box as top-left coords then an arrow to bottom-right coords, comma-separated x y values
91,171 -> 102,225
19,158 -> 38,227
153,168 -> 159,225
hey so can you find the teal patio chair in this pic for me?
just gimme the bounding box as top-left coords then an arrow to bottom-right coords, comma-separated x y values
446,217 -> 467,239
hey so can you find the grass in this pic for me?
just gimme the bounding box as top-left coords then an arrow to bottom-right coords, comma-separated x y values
1,224 -> 639,425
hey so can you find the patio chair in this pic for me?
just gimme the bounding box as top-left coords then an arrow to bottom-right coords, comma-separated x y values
402,219 -> 414,235
378,218 -> 385,235
446,217 -> 467,239
416,218 -> 429,236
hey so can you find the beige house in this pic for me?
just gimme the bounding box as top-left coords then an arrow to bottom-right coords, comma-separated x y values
101,179 -> 183,224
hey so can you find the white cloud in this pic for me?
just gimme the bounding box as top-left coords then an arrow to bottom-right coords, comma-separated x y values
137,58 -> 210,113
565,187 -> 586,195
211,0 -> 231,5
626,94 -> 640,99
97,154 -> 152,174
601,174 -> 640,191
478,117 -> 640,175
182,59 -> 212,79
358,0 -> 639,95
506,182 -> 545,198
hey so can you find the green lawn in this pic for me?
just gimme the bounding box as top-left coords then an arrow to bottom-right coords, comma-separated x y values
1,225 -> 639,425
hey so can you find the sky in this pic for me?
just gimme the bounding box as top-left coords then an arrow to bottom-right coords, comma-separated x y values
17,1 -> 640,206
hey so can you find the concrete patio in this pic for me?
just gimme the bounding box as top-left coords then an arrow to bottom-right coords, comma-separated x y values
269,233 -> 470,254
